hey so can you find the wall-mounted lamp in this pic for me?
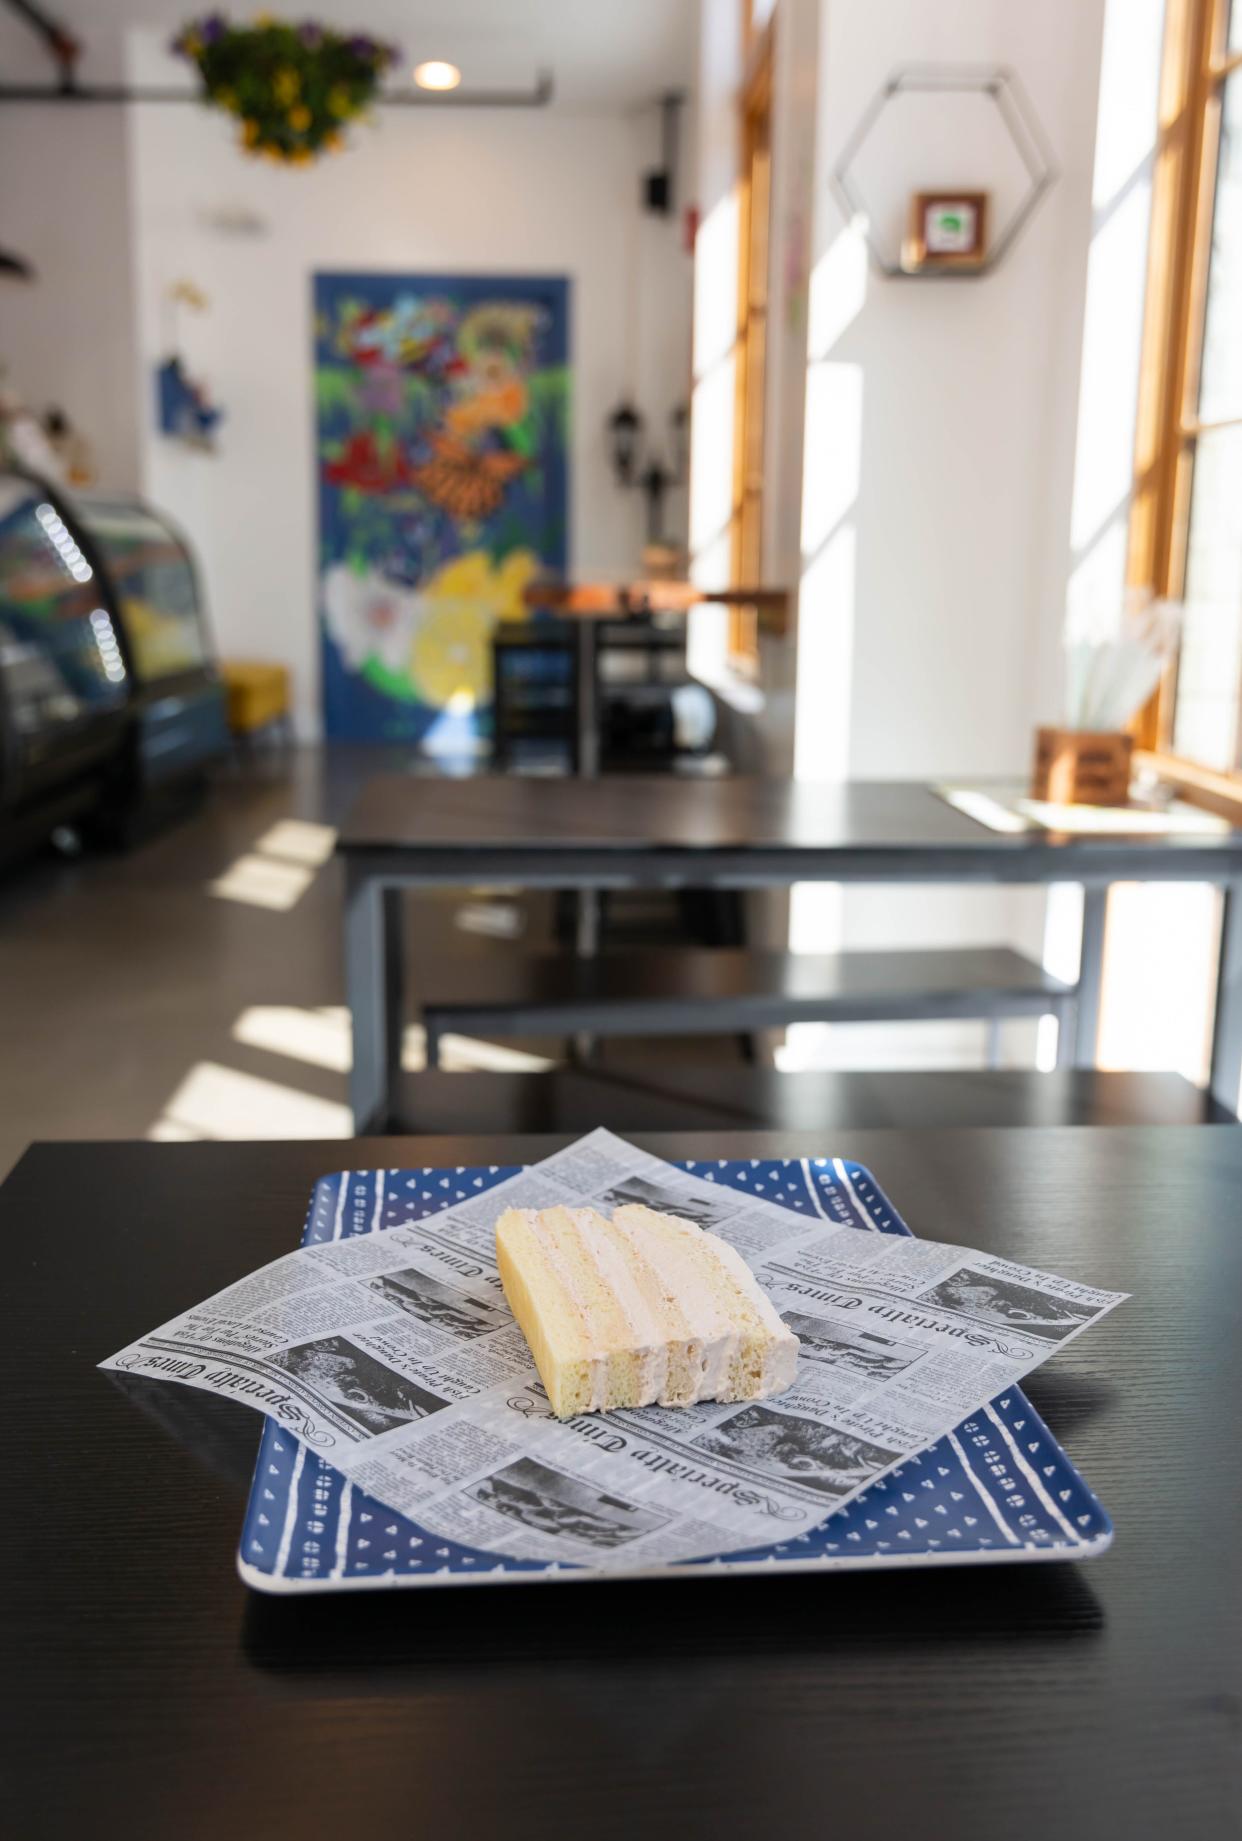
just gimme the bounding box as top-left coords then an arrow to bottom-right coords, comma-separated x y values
606,402 -> 643,484
606,399 -> 687,545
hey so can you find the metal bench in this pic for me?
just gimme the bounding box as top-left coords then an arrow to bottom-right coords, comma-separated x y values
422,944 -> 1075,1067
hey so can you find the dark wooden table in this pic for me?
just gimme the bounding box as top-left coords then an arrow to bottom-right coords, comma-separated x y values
386,1067 -> 1232,1133
339,775 -> 1242,1130
4,1126 -> 1240,1839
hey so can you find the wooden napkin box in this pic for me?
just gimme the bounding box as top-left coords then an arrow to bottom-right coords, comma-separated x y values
1031,727 -> 1133,807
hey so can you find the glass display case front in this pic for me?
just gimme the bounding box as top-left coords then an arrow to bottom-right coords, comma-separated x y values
0,475 -> 129,782
71,496 -> 210,685
0,471 -> 227,856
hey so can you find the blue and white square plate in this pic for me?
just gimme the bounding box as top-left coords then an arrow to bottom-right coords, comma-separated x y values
238,1155 -> 1113,1591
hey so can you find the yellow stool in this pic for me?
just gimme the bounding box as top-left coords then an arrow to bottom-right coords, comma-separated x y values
220,661 -> 291,743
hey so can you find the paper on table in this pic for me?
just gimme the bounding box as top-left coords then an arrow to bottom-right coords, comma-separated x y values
101,1130 -> 1126,1572
938,783 -> 1231,838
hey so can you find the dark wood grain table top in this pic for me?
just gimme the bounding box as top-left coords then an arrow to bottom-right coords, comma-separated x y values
337,775 -> 1242,878
3,1125 -> 1240,1839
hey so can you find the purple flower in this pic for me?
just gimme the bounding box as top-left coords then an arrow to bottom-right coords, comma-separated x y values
201,13 -> 226,41
358,364 -> 406,420
347,33 -> 374,58
297,21 -> 323,47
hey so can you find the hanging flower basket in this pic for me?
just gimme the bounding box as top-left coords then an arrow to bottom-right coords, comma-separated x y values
171,14 -> 398,164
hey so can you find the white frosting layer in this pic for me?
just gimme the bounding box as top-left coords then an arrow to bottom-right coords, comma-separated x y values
504,1203 -> 798,1412
607,1209 -> 739,1404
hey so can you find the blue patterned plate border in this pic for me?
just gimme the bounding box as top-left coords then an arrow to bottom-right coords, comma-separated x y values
238,1156 -> 1112,1591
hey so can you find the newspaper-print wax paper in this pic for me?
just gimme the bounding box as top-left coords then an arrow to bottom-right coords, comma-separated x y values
103,1130 -> 1126,1570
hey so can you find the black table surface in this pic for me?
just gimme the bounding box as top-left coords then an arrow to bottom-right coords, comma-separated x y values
384,1068 -> 1233,1134
338,775 -> 1242,877
4,1126 -> 1240,1839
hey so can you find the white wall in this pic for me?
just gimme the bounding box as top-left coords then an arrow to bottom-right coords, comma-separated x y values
0,106 -> 139,489
802,0 -> 1106,786
784,0 -> 1109,1066
126,35 -> 692,736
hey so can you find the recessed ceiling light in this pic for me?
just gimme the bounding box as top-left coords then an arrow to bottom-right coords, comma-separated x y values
413,60 -> 461,91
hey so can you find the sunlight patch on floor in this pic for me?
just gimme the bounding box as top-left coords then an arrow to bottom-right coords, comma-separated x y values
207,819 -> 336,910
431,1030 -> 553,1073
455,900 -> 524,940
148,1060 -> 352,1140
233,1004 -> 354,1071
151,1005 -> 558,1139
207,853 -> 315,911
253,819 -> 338,867
231,1004 -> 554,1076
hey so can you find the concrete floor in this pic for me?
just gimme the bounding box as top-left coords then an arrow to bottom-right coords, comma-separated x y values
0,752 -> 558,1174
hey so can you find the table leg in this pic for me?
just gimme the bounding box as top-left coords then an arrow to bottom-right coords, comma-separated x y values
1210,881 -> 1242,1115
345,868 -> 404,1135
1073,885 -> 1108,1067
574,621 -> 600,777
572,621 -> 601,1060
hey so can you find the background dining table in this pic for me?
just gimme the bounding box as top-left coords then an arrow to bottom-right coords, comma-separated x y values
339,774 -> 1242,1132
2,1121 -> 1239,1839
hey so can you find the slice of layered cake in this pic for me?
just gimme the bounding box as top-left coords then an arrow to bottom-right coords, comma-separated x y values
495,1201 -> 799,1418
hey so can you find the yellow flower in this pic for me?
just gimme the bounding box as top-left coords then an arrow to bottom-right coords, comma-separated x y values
253,12 -> 276,25
182,31 -> 202,58
288,103 -> 311,132
273,67 -> 300,105
215,85 -> 238,113
239,118 -> 260,147
289,147 -> 313,166
324,131 -> 344,153
327,83 -> 352,118
409,549 -> 541,708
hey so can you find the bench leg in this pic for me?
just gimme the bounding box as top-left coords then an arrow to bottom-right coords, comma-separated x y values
346,869 -> 404,1135
1073,885 -> 1108,1067
1210,881 -> 1242,1115
984,1017 -> 1003,1068
1054,995 -> 1077,1070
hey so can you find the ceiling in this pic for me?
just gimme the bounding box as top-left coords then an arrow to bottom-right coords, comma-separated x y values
0,0 -> 697,105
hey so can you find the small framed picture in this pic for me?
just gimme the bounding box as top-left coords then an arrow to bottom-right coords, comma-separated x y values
903,192 -> 989,271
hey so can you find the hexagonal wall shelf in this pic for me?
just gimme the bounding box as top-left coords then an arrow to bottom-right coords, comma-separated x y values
831,64 -> 1058,279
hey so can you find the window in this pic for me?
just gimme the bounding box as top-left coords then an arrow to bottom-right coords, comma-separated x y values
1132,0 -> 1242,805
728,22 -> 773,673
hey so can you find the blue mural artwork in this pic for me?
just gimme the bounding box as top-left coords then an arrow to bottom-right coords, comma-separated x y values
313,272 -> 570,745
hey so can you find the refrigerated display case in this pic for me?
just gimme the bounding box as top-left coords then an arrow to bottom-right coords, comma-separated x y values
0,473 -> 131,857
70,490 -> 228,817
0,471 -> 228,861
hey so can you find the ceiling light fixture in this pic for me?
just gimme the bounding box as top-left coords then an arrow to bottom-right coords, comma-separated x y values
413,60 -> 461,91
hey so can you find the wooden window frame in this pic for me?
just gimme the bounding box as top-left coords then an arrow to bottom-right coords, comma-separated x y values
1130,0 -> 1242,813
740,0 -> 777,66
727,19 -> 774,675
